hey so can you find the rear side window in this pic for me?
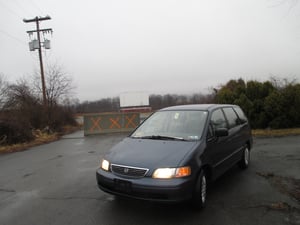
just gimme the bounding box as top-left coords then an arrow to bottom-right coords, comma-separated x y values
234,107 -> 248,124
222,107 -> 240,129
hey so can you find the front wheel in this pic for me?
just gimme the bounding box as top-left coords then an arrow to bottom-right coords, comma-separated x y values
238,146 -> 250,169
192,170 -> 207,209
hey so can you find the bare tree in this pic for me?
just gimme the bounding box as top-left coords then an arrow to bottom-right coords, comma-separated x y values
33,63 -> 75,107
5,80 -> 35,108
0,73 -> 9,110
0,79 -> 38,144
269,0 -> 299,15
269,75 -> 297,89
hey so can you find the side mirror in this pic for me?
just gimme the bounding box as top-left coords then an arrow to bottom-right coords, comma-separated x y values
215,128 -> 229,137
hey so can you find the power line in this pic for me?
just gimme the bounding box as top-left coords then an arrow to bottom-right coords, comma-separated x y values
0,1 -> 23,19
27,0 -> 45,16
14,0 -> 33,17
0,0 -> 43,21
0,29 -> 27,46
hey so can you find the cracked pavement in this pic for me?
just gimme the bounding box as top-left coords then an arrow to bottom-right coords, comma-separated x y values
0,131 -> 299,225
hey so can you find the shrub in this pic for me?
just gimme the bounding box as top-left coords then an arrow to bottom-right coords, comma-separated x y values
0,119 -> 34,145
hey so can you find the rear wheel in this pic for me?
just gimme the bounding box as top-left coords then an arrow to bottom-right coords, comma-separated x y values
238,146 -> 250,169
192,170 -> 207,209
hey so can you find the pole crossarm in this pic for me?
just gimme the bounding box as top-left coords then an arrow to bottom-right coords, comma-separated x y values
26,28 -> 53,34
23,16 -> 51,23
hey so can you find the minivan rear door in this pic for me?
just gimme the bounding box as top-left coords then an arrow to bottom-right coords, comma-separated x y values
222,107 -> 245,165
206,108 -> 232,178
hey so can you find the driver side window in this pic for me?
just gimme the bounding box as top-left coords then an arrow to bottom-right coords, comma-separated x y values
211,109 -> 227,130
207,109 -> 227,140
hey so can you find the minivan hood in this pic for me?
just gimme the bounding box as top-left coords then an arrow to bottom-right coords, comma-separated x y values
105,137 -> 199,169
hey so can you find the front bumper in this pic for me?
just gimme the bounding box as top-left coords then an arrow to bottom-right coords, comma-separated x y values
96,168 -> 195,202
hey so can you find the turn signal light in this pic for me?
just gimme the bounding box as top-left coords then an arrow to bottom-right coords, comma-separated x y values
175,166 -> 191,177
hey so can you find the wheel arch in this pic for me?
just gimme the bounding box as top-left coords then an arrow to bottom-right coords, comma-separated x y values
246,140 -> 252,151
200,164 -> 213,182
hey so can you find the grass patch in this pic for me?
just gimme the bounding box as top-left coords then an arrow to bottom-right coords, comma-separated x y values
252,128 -> 300,137
0,126 -> 80,154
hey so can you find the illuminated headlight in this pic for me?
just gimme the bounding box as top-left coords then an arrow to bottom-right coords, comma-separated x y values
101,159 -> 110,171
152,166 -> 191,179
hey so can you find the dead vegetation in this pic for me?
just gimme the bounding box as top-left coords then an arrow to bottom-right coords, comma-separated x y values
252,128 -> 300,137
0,126 -> 79,154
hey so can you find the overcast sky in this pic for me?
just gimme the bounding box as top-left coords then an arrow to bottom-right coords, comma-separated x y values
0,0 -> 299,101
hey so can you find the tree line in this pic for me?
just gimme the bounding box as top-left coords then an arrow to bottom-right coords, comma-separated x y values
74,93 -> 215,113
215,78 -> 300,129
74,77 -> 300,129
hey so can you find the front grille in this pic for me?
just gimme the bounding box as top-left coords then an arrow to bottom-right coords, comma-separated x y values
111,164 -> 149,178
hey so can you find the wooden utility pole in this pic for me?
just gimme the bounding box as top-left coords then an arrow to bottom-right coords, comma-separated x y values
23,16 -> 52,108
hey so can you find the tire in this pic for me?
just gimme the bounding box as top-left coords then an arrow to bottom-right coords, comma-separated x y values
192,170 -> 207,209
238,146 -> 250,169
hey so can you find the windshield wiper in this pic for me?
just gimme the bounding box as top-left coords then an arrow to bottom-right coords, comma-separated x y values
135,135 -> 187,141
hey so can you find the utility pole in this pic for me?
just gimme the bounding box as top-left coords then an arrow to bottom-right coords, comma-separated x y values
23,16 -> 52,108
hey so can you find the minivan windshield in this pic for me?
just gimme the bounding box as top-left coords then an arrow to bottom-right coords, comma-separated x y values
131,110 -> 208,141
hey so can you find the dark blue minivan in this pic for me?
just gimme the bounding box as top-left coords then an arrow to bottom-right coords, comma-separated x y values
96,104 -> 253,208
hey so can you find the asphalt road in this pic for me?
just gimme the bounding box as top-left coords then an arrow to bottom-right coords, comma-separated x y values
0,131 -> 299,225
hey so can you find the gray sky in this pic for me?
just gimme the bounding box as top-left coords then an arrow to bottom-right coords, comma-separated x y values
0,0 -> 299,101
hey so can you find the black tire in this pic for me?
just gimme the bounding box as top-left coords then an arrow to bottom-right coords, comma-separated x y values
238,146 -> 250,169
192,170 -> 207,209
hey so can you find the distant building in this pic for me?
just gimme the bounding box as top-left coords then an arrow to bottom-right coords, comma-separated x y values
119,92 -> 151,113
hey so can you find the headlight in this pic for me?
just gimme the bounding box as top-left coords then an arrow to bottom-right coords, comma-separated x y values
101,159 -> 110,171
152,166 -> 191,179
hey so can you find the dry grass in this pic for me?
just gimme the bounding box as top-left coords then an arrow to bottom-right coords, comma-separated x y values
0,133 -> 59,154
0,126 -> 80,154
252,128 -> 300,137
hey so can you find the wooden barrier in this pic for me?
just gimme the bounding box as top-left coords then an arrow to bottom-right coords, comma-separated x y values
84,113 -> 140,136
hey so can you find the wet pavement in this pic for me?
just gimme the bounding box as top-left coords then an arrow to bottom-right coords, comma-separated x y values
0,131 -> 299,225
